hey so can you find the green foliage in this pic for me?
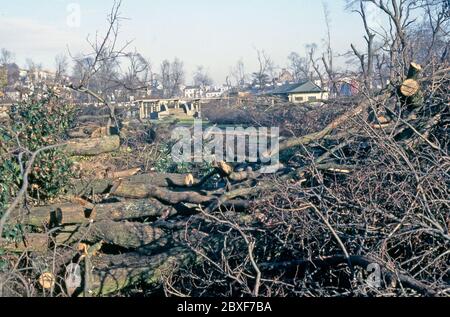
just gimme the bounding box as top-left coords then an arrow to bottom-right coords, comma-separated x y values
0,92 -> 75,237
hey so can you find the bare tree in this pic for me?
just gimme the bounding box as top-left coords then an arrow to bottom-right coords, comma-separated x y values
231,59 -> 247,89
68,0 -> 133,134
349,0 -> 376,89
307,43 -> 325,89
288,51 -> 312,82
413,0 -> 450,65
346,0 -> 449,84
160,59 -> 171,98
361,0 -> 417,79
0,49 -> 15,65
25,58 -> 43,83
159,58 -> 185,98
252,49 -> 274,88
55,54 -> 69,84
121,52 -> 153,95
170,58 -> 185,97
193,65 -> 213,87
321,2 -> 337,95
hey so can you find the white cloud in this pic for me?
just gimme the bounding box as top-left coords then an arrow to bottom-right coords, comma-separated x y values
0,16 -> 86,68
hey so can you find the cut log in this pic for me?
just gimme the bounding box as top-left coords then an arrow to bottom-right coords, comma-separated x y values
67,178 -> 114,196
112,182 -> 213,205
68,129 -> 89,139
59,220 -> 166,249
67,172 -> 201,196
228,168 -> 260,182
0,234 -> 49,253
89,221 -> 165,248
400,79 -> 420,97
13,199 -> 177,227
124,173 -> 200,187
77,115 -> 111,123
65,135 -> 120,156
90,127 -> 109,138
398,62 -> 424,110
85,248 -> 193,296
407,62 -> 422,80
399,79 -> 424,110
215,161 -> 233,176
106,168 -> 141,180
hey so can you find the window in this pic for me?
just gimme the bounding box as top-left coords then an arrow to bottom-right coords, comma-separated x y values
308,96 -> 317,102
295,96 -> 304,102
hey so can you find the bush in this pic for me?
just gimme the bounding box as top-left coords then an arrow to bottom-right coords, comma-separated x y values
0,92 -> 75,237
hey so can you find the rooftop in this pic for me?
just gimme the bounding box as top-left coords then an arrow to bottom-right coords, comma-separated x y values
265,81 -> 324,95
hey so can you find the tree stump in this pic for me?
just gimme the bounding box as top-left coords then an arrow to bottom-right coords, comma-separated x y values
399,63 -> 424,111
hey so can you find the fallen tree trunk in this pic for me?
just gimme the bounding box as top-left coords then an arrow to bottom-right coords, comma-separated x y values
68,129 -> 90,139
58,220 -> 165,249
0,234 -> 49,253
67,172 -> 200,196
112,182 -> 213,205
85,248 -> 193,296
106,168 -> 141,180
267,94 -> 388,156
1,219 -> 167,252
123,173 -> 199,187
12,199 -> 177,227
65,135 -> 120,156
77,115 -> 111,123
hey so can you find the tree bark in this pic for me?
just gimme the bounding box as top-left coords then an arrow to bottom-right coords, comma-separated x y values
407,62 -> 422,80
112,183 -> 213,205
399,63 -> 424,110
12,199 -> 177,227
66,172 -> 200,196
65,135 -> 120,156
84,248 -> 192,296
58,220 -> 165,249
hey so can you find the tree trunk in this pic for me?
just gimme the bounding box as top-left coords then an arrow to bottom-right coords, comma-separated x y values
58,220 -> 165,249
399,63 -> 424,110
407,62 -> 422,80
12,199 -> 177,227
65,136 -> 120,156
112,183 -> 213,205
85,248 -> 192,296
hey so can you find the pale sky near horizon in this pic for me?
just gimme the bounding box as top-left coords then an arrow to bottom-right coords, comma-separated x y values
0,0 -> 374,84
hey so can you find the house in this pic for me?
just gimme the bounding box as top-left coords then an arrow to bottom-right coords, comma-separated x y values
288,81 -> 328,103
264,80 -> 328,104
184,86 -> 203,99
205,90 -> 222,98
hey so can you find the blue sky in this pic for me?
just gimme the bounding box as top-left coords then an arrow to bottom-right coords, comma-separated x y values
0,0 -> 371,84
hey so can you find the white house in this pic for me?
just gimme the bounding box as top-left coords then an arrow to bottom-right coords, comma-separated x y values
184,86 -> 203,98
264,81 -> 328,104
205,90 -> 222,98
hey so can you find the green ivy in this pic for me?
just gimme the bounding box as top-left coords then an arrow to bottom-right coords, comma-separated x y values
0,91 -> 75,238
